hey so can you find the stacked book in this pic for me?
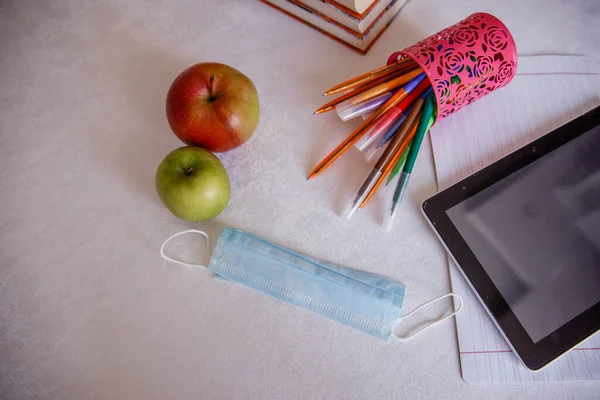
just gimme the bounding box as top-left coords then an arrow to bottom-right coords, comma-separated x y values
260,0 -> 409,54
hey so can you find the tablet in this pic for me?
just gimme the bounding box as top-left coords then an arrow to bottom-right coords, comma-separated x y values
422,105 -> 600,371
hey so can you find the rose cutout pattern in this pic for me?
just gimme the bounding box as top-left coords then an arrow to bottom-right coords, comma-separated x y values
393,13 -> 517,121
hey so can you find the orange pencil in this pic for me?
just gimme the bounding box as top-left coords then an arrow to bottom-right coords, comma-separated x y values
308,73 -> 427,180
323,57 -> 415,96
314,65 -> 417,115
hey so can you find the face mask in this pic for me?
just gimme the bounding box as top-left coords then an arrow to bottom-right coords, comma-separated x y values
161,228 -> 462,341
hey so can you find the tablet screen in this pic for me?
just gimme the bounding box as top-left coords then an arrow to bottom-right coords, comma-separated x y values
446,125 -> 600,343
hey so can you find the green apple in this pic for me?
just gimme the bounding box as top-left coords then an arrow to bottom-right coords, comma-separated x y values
155,146 -> 230,221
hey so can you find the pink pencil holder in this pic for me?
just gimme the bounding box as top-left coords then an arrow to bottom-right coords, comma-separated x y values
387,12 -> 517,122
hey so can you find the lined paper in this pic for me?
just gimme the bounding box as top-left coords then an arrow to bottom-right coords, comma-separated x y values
429,55 -> 600,384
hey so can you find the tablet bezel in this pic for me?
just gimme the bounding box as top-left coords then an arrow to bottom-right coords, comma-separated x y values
422,105 -> 600,371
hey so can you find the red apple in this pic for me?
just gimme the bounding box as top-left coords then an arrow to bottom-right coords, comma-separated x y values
166,62 -> 259,152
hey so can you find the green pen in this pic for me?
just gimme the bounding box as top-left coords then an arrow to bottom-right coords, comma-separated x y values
379,141 -> 412,198
388,141 -> 412,184
386,91 -> 436,231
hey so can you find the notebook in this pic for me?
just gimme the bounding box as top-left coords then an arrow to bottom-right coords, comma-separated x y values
429,55 -> 600,384
260,0 -> 408,54
293,0 -> 394,34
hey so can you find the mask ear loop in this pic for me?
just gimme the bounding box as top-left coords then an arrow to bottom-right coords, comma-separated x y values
393,293 -> 463,341
160,229 -> 210,268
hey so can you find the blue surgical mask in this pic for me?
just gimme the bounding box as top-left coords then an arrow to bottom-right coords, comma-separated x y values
161,228 -> 462,341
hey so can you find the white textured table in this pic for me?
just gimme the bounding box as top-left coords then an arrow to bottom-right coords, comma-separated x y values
1,1 -> 600,399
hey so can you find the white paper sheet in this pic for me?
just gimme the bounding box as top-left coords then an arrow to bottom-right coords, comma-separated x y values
429,55 -> 600,384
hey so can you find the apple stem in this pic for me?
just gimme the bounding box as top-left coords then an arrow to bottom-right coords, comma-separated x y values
185,167 -> 194,176
209,75 -> 216,100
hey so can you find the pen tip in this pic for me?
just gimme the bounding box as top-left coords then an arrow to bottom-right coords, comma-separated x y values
341,203 -> 358,220
385,211 -> 396,232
